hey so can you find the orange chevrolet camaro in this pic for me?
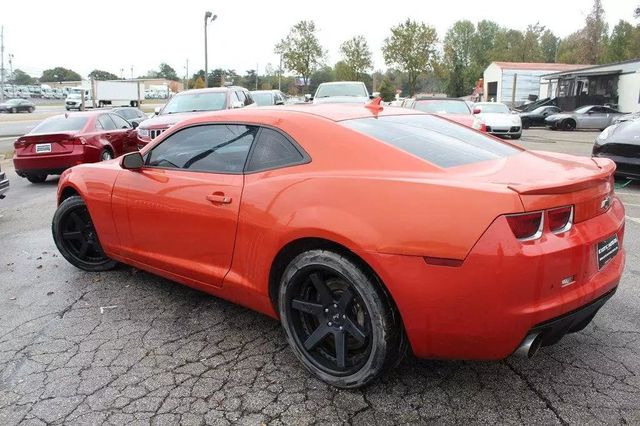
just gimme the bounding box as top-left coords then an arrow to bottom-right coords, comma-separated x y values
52,102 -> 626,388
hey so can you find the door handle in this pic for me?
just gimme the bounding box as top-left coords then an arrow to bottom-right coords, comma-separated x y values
206,194 -> 232,204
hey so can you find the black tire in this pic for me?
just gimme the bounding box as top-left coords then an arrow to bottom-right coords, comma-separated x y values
11,107 -> 17,113
26,173 -> 47,183
278,250 -> 402,389
522,120 -> 530,130
52,196 -> 118,272
100,148 -> 113,162
28,107 -> 34,113
511,133 -> 522,139
562,119 -> 576,131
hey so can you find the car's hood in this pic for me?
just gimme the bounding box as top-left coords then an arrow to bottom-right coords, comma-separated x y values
601,120 -> 640,145
139,111 -> 212,129
313,96 -> 369,104
476,113 -> 520,126
546,113 -> 572,121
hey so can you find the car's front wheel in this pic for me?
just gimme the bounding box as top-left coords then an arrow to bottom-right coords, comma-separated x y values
278,249 -> 402,389
52,196 -> 118,272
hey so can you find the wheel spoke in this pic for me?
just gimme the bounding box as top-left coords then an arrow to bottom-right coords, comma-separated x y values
337,288 -> 353,312
335,330 -> 347,368
291,299 -> 323,316
309,273 -> 334,305
78,241 -> 89,258
304,324 -> 330,350
344,317 -> 367,343
69,211 -> 85,229
62,231 -> 82,240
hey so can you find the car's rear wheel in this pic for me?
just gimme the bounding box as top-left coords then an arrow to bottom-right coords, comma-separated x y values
521,120 -> 530,129
278,250 -> 402,389
52,196 -> 117,272
562,119 -> 576,131
28,107 -> 34,113
26,173 -> 47,183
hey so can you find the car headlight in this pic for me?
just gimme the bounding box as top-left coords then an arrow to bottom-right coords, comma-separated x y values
472,117 -> 484,130
137,128 -> 150,138
597,125 -> 616,141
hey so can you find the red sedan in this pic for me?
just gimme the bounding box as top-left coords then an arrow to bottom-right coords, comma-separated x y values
52,103 -> 625,388
403,97 -> 486,131
13,111 -> 138,183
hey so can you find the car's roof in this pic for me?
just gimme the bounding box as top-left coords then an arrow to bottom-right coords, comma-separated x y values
475,102 -> 507,106
175,87 -> 245,95
414,97 -> 464,102
184,102 -> 422,123
317,81 -> 365,86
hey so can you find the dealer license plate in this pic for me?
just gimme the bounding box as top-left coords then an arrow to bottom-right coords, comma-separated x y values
35,143 -> 52,153
597,234 -> 619,270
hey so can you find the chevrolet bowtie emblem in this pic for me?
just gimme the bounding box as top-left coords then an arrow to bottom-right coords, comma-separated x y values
601,196 -> 611,210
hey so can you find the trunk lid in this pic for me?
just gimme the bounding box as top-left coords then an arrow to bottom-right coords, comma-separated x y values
15,132 -> 80,156
449,150 -> 615,223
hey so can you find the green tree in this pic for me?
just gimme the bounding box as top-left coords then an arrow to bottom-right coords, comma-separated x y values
88,69 -> 119,80
158,63 -> 179,81
472,20 -> 500,69
604,20 -> 635,62
334,60 -> 351,81
521,23 -> 545,62
41,67 -> 82,82
194,76 -> 205,89
378,78 -> 396,102
309,65 -> 335,94
339,35 -> 373,81
540,30 -> 559,62
243,69 -> 258,90
584,0 -> 608,63
443,20 -> 476,97
12,69 -> 34,85
382,19 -> 438,96
556,31 -> 589,63
275,20 -> 325,92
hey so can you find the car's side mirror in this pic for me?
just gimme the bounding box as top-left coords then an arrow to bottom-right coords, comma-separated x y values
231,101 -> 244,109
275,99 -> 285,105
473,108 -> 481,114
121,152 -> 144,170
131,121 -> 139,129
154,106 -> 161,115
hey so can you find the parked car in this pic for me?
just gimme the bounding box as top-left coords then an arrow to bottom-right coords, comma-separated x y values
519,106 -> 561,129
112,107 -> 148,127
136,87 -> 255,146
0,98 -> 35,113
0,163 -> 9,199
403,97 -> 486,131
593,119 -> 640,180
312,81 -> 372,104
65,92 -> 92,111
614,111 -> 640,124
473,102 -> 522,139
250,90 -> 286,106
545,105 -> 624,131
13,111 -> 139,183
52,103 -> 624,389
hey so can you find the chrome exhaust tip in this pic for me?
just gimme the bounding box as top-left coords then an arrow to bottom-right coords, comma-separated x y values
515,333 -> 543,358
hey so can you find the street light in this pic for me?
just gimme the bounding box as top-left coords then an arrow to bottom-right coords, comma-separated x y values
8,53 -> 13,94
204,11 -> 217,88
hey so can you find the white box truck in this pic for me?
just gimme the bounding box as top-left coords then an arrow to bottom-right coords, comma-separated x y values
92,80 -> 142,108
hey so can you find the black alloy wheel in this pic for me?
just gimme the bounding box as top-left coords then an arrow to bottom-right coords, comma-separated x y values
279,250 -> 402,388
52,196 -> 117,272
562,119 -> 576,131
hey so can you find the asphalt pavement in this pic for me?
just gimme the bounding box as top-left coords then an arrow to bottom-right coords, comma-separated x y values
0,129 -> 639,425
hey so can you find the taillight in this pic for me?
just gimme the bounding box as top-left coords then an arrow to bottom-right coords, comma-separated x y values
14,139 -> 26,149
547,206 -> 573,233
506,211 -> 544,241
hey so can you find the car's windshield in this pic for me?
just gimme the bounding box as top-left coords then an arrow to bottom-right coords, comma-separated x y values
414,100 -> 470,115
115,109 -> 139,119
477,103 -> 509,114
67,94 -> 81,99
252,92 -> 274,106
532,106 -> 549,114
341,114 -> 520,168
31,116 -> 88,133
162,92 -> 227,114
315,83 -> 367,98
6,99 -> 21,105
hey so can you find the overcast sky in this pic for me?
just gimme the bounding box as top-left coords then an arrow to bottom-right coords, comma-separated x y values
1,0 -> 638,80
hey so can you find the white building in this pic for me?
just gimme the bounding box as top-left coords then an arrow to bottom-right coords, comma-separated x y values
541,59 -> 640,113
483,62 -> 589,106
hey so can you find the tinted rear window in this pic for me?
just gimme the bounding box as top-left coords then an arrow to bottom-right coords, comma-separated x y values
341,115 -> 521,168
31,116 -> 88,134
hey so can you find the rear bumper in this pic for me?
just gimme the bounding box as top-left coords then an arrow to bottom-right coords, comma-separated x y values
360,197 -> 625,360
13,145 -> 98,177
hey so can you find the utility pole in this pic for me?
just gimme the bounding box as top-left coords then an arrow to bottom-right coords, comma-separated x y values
511,73 -> 518,108
8,53 -> 13,94
255,63 -> 258,90
278,54 -> 282,91
130,66 -> 133,80
204,11 -> 217,88
184,58 -> 189,91
1,26 -> 4,102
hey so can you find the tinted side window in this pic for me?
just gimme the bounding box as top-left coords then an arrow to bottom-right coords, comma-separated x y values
246,128 -> 305,172
244,91 -> 254,106
146,124 -> 257,173
341,115 -> 521,168
236,91 -> 246,104
98,114 -> 117,131
110,113 -> 131,129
